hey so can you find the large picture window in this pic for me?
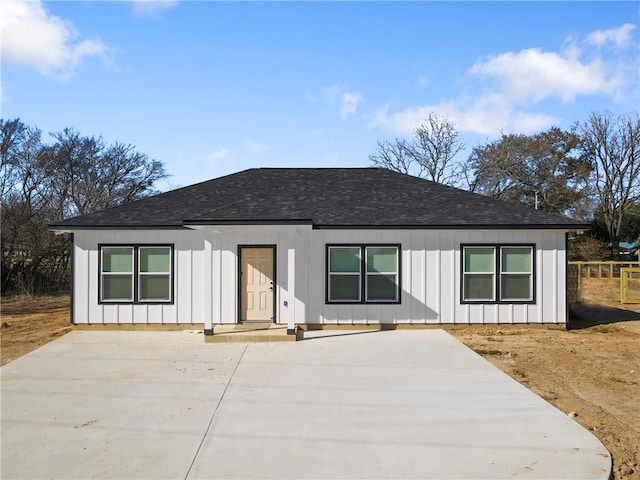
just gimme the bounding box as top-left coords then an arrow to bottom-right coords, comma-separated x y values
462,244 -> 534,303
327,245 -> 400,304
100,244 -> 173,303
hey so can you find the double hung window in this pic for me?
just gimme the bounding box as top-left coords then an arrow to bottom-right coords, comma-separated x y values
327,245 -> 400,303
101,247 -> 134,301
100,245 -> 173,303
462,245 -> 534,303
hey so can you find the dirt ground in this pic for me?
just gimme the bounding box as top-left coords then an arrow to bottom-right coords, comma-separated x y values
450,277 -> 640,480
0,295 -> 72,366
1,284 -> 639,479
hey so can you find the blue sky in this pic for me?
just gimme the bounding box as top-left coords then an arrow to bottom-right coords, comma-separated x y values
2,1 -> 639,190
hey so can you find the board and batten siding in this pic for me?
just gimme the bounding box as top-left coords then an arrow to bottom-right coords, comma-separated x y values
73,229 -> 208,325
304,229 -> 567,325
72,227 -> 568,326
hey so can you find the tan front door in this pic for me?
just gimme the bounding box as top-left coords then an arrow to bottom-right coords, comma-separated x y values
240,247 -> 275,322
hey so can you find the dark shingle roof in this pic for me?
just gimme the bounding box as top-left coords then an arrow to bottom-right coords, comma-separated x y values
50,168 -> 589,230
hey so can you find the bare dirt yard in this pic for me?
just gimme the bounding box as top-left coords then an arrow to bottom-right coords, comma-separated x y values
450,277 -> 640,480
1,282 -> 639,479
1,295 -> 72,366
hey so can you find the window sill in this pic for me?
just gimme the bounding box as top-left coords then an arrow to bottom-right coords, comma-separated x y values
326,301 -> 401,305
461,300 -> 535,305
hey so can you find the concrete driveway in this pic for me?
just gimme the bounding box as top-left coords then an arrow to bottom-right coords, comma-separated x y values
1,330 -> 610,479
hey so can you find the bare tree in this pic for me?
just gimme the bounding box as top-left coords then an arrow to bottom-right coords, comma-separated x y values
412,114 -> 465,184
370,113 -> 465,185
369,138 -> 415,176
1,119 -> 169,294
580,111 -> 640,246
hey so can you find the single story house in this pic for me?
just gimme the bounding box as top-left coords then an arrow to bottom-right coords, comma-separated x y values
50,168 -> 589,334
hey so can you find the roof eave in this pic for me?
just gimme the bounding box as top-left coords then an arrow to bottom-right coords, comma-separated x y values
48,224 -> 187,231
49,221 -> 591,232
312,223 -> 592,230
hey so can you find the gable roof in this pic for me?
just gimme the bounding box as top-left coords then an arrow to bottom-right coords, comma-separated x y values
50,168 -> 590,230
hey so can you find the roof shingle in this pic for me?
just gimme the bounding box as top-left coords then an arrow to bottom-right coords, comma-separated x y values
50,168 -> 589,230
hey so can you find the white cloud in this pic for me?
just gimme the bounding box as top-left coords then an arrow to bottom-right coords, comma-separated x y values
371,97 -> 548,137
510,111 -> 559,134
372,23 -> 636,137
324,85 -> 364,120
244,141 -> 269,154
339,92 -> 364,120
128,0 -> 179,18
587,23 -> 637,48
205,148 -> 233,164
469,47 -> 619,103
1,0 -> 110,81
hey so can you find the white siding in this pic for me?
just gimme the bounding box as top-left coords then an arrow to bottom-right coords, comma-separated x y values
72,227 -> 568,326
302,229 -> 567,325
72,229 -> 208,325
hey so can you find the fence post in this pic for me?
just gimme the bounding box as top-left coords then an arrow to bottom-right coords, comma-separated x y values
577,264 -> 581,298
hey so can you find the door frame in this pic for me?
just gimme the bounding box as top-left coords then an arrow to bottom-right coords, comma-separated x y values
237,245 -> 277,324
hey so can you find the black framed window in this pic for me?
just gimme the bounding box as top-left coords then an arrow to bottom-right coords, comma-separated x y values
99,244 -> 174,304
461,244 -> 535,304
101,246 -> 134,301
327,244 -> 400,304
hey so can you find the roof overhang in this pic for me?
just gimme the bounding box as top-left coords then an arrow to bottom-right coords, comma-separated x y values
48,224 -> 188,231
312,223 -> 592,230
49,221 -> 591,232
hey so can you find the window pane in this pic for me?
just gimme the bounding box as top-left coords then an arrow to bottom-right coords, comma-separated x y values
464,248 -> 494,273
102,248 -> 133,273
329,247 -> 360,273
501,274 -> 531,300
464,274 -> 494,300
140,247 -> 171,273
367,274 -> 397,301
140,274 -> 170,301
329,274 -> 359,301
103,274 -> 133,300
502,247 -> 532,273
367,247 -> 397,273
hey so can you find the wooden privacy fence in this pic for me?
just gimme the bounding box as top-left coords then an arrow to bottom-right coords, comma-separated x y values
568,261 -> 640,280
568,261 -> 640,304
620,268 -> 640,303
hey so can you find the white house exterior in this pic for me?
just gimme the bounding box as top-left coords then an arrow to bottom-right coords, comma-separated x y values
52,168 -> 587,334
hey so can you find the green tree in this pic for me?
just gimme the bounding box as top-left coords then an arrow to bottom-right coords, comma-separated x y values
468,127 -> 592,217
